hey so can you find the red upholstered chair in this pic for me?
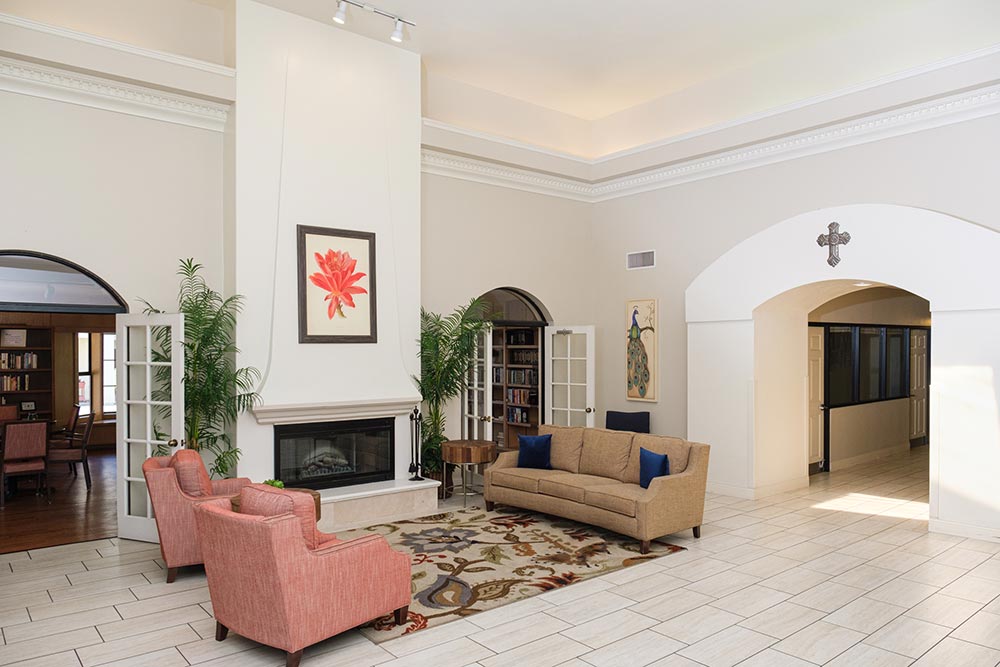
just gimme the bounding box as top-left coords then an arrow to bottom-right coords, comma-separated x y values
0,405 -> 19,425
194,486 -> 412,667
48,403 -> 81,449
1,420 -> 50,507
142,449 -> 252,582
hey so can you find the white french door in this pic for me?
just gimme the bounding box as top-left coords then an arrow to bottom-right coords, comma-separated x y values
910,329 -> 929,441
807,326 -> 825,466
116,313 -> 184,542
545,326 -> 596,428
461,328 -> 493,441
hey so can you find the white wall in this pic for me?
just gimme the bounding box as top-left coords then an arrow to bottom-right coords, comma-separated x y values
0,90 -> 224,309
0,0 -> 231,65
233,0 -> 421,481
830,400 -> 910,469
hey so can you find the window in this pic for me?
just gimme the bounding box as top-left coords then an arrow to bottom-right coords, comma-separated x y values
820,324 -> 921,408
858,327 -> 882,402
885,329 -> 907,399
77,332 -> 116,418
102,333 -> 116,415
827,327 -> 854,406
77,333 -> 92,416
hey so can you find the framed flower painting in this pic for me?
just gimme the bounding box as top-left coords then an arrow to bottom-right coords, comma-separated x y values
297,225 -> 377,344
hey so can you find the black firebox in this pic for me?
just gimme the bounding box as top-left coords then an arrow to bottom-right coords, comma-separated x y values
273,418 -> 394,490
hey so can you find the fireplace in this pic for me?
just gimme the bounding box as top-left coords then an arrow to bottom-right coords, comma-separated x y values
273,418 -> 394,490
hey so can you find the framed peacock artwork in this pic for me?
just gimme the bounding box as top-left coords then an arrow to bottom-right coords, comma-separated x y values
626,298 -> 657,401
297,225 -> 377,344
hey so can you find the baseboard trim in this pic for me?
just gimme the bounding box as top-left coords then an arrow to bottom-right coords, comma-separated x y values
707,476 -> 809,500
706,481 -> 755,500
929,518 -> 1000,544
831,443 -> 909,471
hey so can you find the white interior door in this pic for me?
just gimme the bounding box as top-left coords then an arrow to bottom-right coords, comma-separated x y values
116,313 -> 184,543
807,326 -> 825,465
545,326 -> 596,428
461,328 -> 493,441
910,329 -> 929,441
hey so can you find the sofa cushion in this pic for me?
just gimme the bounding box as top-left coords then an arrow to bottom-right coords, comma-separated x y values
624,434 -> 691,485
585,483 -> 647,517
538,473 -> 617,503
491,468 -> 562,494
579,428 -> 634,481
239,484 -> 320,549
538,424 -> 584,473
169,449 -> 213,497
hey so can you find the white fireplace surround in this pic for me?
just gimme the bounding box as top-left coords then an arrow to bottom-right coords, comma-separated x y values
251,396 -> 419,426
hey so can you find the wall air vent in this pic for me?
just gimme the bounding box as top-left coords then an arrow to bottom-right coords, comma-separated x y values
626,250 -> 656,270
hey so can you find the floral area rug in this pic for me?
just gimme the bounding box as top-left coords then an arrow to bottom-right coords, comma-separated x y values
339,506 -> 685,643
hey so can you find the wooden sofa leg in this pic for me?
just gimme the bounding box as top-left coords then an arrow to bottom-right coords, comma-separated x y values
639,540 -> 650,555
286,650 -> 304,667
693,526 -> 701,539
485,501 -> 495,511
394,605 -> 409,625
215,622 -> 229,641
166,567 -> 178,584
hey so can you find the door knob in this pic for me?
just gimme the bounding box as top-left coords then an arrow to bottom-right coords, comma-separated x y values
585,407 -> 593,414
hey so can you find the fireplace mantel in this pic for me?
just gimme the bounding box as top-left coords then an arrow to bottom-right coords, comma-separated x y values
252,396 -> 420,426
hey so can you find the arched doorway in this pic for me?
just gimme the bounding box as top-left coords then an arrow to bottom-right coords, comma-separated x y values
463,288 -> 550,449
0,250 -> 127,551
686,205 -> 1000,541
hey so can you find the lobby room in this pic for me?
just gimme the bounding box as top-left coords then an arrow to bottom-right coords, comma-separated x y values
2,1 -> 1000,666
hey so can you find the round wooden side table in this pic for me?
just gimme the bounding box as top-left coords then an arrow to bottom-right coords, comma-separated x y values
441,440 -> 496,508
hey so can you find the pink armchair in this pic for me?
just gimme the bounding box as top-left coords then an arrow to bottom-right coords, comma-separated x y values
193,485 -> 412,667
142,449 -> 252,583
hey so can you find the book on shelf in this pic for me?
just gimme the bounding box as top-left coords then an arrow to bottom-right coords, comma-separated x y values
507,368 -> 538,386
505,388 -> 538,405
509,349 -> 539,364
0,352 -> 39,370
506,330 -> 535,345
1,375 -> 30,392
506,406 -> 531,424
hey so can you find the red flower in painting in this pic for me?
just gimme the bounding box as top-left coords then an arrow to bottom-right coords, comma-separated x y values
309,249 -> 368,319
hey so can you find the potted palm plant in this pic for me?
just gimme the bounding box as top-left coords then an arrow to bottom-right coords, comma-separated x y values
144,259 -> 261,478
414,298 -> 492,497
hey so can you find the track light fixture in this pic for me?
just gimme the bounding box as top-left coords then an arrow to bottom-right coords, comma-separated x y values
331,0 -> 414,43
332,0 -> 347,25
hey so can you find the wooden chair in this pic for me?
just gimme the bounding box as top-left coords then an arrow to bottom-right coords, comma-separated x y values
49,404 -> 81,449
1,420 -> 50,508
48,413 -> 95,489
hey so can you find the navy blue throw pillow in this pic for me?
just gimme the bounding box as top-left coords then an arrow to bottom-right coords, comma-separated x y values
517,434 -> 552,469
639,447 -> 670,489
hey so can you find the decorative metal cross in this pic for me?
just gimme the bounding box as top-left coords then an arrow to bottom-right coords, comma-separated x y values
817,222 -> 851,267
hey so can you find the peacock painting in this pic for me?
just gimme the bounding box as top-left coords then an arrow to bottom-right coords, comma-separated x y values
626,299 -> 657,401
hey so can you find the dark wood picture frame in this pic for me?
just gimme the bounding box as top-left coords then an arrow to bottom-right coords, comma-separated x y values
297,225 -> 377,344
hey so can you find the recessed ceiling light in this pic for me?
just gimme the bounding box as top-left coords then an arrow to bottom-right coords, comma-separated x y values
854,282 -> 873,287
333,0 -> 347,24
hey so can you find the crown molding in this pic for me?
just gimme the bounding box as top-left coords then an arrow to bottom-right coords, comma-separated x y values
422,82 -> 1000,203
0,56 -> 229,132
0,12 -> 235,79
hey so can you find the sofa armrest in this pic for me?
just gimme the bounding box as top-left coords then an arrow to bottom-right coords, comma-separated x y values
486,450 -> 518,472
211,477 -> 252,496
635,443 -> 710,540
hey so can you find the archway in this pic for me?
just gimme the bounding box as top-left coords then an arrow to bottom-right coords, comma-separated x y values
686,204 -> 1000,541
0,250 -> 127,551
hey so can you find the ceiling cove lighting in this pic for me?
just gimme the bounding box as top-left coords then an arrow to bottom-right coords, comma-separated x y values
332,1 -> 415,43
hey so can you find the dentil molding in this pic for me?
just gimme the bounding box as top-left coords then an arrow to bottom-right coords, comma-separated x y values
0,55 -> 229,132
422,82 -> 1000,203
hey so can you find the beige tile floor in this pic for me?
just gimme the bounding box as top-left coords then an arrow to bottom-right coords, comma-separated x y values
3,446 -> 1000,666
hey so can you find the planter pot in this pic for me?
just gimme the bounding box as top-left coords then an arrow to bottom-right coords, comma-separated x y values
424,465 -> 454,500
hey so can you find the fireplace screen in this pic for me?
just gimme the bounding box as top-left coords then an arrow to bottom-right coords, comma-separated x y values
274,418 -> 394,490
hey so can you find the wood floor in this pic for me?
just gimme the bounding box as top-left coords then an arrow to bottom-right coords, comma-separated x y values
0,450 -> 117,554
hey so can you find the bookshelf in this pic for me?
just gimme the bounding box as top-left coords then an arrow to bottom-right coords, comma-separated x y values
0,327 -> 54,419
490,325 -> 543,451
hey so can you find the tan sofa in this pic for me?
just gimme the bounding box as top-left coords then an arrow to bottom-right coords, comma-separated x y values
484,425 -> 710,553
